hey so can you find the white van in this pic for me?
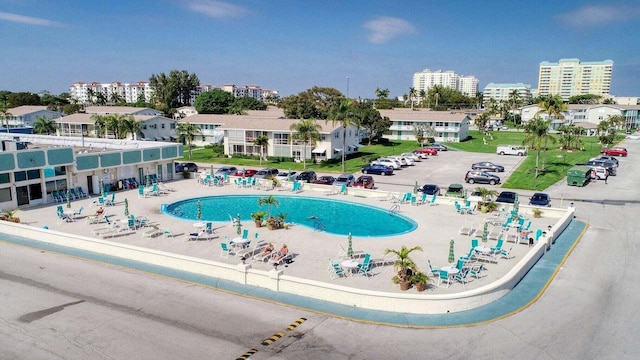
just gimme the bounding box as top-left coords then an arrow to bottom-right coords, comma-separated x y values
590,166 -> 609,180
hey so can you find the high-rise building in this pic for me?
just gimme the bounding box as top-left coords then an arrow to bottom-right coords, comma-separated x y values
537,58 -> 613,100
412,69 -> 478,97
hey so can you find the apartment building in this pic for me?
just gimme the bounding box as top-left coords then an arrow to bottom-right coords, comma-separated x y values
378,109 -> 471,142
412,69 -> 479,97
483,83 -> 533,102
2,106 -> 63,129
537,58 -> 613,100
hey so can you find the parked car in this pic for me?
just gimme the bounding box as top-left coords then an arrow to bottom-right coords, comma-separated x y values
464,170 -> 500,185
295,171 -> 317,183
372,158 -> 400,169
313,175 -> 335,185
496,191 -> 518,204
400,152 -> 421,162
428,143 -> 448,151
276,171 -> 297,181
529,192 -> 551,207
601,147 -> 627,157
466,191 -> 485,203
589,166 -> 609,180
385,156 -> 407,167
362,164 -> 394,175
214,165 -> 237,176
353,175 -> 375,189
253,168 -> 279,179
591,155 -> 619,166
333,174 -> 355,187
583,159 -> 617,176
175,162 -> 199,173
414,147 -> 438,156
471,161 -> 505,172
235,168 -> 257,177
445,183 -> 465,198
395,156 -> 415,166
420,184 -> 441,196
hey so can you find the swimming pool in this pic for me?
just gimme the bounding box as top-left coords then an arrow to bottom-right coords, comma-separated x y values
162,195 -> 417,237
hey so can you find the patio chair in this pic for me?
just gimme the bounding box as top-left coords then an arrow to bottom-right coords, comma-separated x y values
438,271 -> 451,287
204,222 -> 214,239
338,184 -> 347,195
454,269 -> 470,286
490,239 -> 504,255
500,246 -> 514,260
471,238 -> 479,249
329,261 -> 345,279
162,226 -> 174,238
535,228 -> 543,242
219,242 -> 236,258
358,253 -> 372,278
105,193 -> 116,206
454,201 -> 463,214
76,187 -> 87,198
427,259 -> 440,277
127,216 -> 138,231
501,217 -> 513,230
427,194 -> 438,206
73,206 -> 84,217
138,186 -> 146,198
410,195 -> 418,206
467,263 -> 485,280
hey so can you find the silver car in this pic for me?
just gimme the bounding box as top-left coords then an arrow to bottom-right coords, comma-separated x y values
333,174 -> 355,187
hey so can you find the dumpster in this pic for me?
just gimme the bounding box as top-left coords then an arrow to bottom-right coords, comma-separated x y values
567,166 -> 591,187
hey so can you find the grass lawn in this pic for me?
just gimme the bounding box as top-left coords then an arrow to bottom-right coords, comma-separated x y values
179,130 -> 624,191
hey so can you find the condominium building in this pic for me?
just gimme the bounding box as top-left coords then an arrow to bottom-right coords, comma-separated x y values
483,83 -> 532,102
412,69 -> 479,97
69,81 -> 154,104
537,58 -> 613,100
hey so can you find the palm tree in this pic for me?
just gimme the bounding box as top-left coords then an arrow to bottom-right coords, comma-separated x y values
290,119 -> 321,169
258,195 -> 279,218
0,106 -> 12,133
536,95 -> 565,169
91,114 -> 107,138
106,114 -> 121,139
33,116 -> 58,135
475,186 -> 498,203
253,135 -> 269,165
327,99 -> 353,173
408,87 -> 417,110
176,122 -> 201,160
384,245 -> 423,284
119,115 -> 140,140
508,89 -> 521,121
522,117 -> 553,178
474,112 -> 492,133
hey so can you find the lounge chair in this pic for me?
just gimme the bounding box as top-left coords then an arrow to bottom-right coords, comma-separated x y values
371,252 -> 396,268
427,194 -> 438,206
358,254 -> 372,278
459,221 -> 476,236
142,225 -> 161,239
338,244 -> 365,259
416,192 -> 428,205
328,260 -> 345,279
490,239 -> 504,255
162,226 -> 174,238
488,227 -> 503,241
270,252 -> 292,266
500,246 -> 514,260
338,184 -> 347,195
237,240 -> 262,259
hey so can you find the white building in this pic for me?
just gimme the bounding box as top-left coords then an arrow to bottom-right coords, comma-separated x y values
519,103 -> 640,131
483,83 -> 532,102
537,58 -> 613,100
378,109 -> 471,142
412,69 -> 479,97
69,81 -> 154,104
2,106 -> 63,129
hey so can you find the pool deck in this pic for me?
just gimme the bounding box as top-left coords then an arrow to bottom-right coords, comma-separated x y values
11,176 -> 560,297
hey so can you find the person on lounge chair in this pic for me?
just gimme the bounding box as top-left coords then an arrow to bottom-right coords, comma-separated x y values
94,206 -> 104,216
272,244 -> 289,261
260,242 -> 274,257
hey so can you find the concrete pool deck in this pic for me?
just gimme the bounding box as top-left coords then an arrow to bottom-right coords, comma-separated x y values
0,175 -> 575,324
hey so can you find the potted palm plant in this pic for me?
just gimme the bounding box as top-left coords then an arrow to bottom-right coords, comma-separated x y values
250,211 -> 267,227
532,208 -> 543,218
385,245 -> 423,291
411,271 -> 430,292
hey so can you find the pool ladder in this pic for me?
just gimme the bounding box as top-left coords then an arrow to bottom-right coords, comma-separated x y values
389,204 -> 400,214
313,220 -> 326,232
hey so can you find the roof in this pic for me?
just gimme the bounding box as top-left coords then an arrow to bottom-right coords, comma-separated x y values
55,113 -> 172,124
83,106 -> 162,115
7,106 -> 61,116
377,109 -> 471,122
216,117 -> 340,133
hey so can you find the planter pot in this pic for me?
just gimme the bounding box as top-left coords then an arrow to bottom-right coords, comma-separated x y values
416,283 -> 426,292
254,220 -> 263,228
399,281 -> 411,291
533,214 -> 542,218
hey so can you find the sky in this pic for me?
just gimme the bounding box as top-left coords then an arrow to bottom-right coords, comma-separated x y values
1,0 -> 639,99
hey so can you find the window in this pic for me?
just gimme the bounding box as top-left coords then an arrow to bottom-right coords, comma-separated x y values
0,173 -> 9,184
29,183 -> 43,200
27,169 -> 40,180
14,171 -> 26,182
0,188 -> 11,202
161,124 -> 165,129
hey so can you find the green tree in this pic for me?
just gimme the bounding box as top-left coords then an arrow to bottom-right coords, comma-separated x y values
0,106 -> 12,132
536,94 -> 565,169
8,92 -> 41,106
567,94 -> 602,104
522,117 -> 554,177
231,96 -> 267,111
33,116 -> 58,135
91,114 -> 107,138
473,112 -> 492,133
194,89 -> 235,114
290,119 -> 321,169
384,245 -> 423,284
413,123 -> 436,146
258,195 -> 279,219
281,86 -> 344,120
408,87 -> 417,110
176,122 -> 201,160
352,100 -> 390,145
253,135 -> 269,165
150,70 -> 200,113
118,115 -> 140,140
327,99 -> 354,172
375,87 -> 389,99
62,103 -> 82,115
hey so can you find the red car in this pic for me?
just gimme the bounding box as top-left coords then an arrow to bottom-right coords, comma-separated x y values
235,169 -> 257,177
414,147 -> 438,156
353,175 -> 375,189
601,147 -> 628,157
312,175 -> 335,185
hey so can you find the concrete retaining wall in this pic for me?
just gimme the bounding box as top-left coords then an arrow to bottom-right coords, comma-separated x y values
0,206 -> 575,314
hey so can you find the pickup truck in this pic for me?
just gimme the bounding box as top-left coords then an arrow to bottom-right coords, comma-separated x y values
496,145 -> 527,156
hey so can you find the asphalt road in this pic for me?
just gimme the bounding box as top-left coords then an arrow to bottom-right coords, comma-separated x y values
1,140 -> 638,359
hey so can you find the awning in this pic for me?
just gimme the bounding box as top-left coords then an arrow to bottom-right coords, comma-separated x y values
312,148 -> 326,154
162,136 -> 170,141
154,136 -> 162,141
334,148 -> 343,152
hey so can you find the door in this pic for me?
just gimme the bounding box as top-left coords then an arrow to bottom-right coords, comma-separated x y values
138,168 -> 144,185
87,175 -> 93,195
157,164 -> 163,182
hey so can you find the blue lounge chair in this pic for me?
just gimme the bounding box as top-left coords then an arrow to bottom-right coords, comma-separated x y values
358,253 -> 372,278
220,242 -> 235,257
338,184 -> 347,195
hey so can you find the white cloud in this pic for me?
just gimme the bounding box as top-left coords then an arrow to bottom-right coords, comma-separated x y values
556,5 -> 640,28
187,0 -> 248,19
363,16 -> 416,44
0,11 -> 63,26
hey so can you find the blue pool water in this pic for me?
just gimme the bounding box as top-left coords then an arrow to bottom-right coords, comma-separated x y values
162,195 -> 417,237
